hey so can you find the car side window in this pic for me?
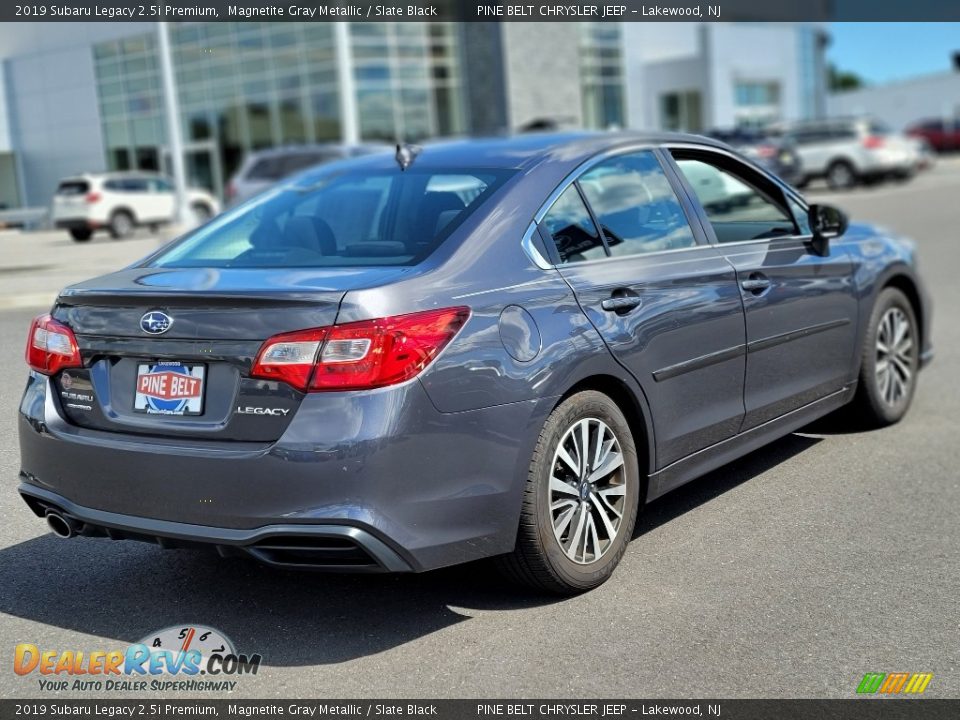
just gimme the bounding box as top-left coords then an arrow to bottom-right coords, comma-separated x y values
673,154 -> 797,243
540,185 -> 607,264
578,151 -> 696,256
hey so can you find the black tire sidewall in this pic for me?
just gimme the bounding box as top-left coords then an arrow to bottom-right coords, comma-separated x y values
859,287 -> 919,425
530,392 -> 641,591
827,161 -> 856,189
110,211 -> 134,239
192,203 -> 212,222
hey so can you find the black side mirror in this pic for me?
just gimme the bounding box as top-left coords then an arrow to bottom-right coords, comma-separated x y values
808,203 -> 848,239
807,203 -> 848,254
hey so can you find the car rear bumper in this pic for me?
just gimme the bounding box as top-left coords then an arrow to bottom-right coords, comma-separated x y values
19,482 -> 412,572
18,373 -> 547,572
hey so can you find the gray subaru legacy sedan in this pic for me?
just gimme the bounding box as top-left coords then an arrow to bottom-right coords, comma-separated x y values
18,133 -> 932,593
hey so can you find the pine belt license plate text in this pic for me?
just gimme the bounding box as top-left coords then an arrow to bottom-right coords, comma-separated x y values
134,362 -> 205,415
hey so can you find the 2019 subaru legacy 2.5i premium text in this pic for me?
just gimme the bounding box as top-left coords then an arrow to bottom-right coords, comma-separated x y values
18,133 -> 932,593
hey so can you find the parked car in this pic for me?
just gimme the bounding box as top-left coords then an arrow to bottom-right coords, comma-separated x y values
905,118 -> 960,153
776,117 -> 916,189
226,144 -> 388,206
52,173 -> 219,242
906,136 -> 936,172
705,127 -> 802,186
19,133 -> 932,593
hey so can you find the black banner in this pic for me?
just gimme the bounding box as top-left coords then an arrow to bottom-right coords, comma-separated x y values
3,0 -> 960,23
3,700 -> 960,720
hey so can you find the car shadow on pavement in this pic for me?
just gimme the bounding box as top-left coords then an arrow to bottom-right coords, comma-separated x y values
635,432 -> 822,537
0,432 -> 824,667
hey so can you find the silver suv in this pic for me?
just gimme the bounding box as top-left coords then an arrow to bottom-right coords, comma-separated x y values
226,144 -> 388,206
780,117 -> 915,189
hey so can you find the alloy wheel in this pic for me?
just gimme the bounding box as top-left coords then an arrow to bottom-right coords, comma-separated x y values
549,418 -> 627,565
875,306 -> 914,407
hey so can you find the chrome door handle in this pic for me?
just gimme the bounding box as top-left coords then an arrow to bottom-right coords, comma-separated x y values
601,296 -> 642,312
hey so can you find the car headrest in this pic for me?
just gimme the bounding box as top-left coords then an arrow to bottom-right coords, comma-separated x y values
283,216 -> 321,252
344,241 -> 407,257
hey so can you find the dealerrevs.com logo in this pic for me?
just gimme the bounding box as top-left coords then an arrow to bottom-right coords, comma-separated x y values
14,625 -> 262,693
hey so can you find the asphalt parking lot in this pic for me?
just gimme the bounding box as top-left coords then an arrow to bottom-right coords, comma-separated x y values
1,161 -> 958,699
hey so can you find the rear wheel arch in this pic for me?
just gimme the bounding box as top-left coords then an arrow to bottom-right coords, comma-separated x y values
553,374 -> 655,480
110,205 -> 137,223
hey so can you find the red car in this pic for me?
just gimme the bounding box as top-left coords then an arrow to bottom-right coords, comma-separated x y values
906,119 -> 960,152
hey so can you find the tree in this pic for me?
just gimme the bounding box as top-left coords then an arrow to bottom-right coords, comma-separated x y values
829,64 -> 866,92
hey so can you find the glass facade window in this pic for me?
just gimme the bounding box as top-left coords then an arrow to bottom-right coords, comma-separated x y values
92,22 -> 465,199
733,81 -> 782,127
579,23 -> 625,130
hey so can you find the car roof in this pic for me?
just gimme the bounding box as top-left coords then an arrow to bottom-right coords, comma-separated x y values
245,143 -> 386,159
59,172 -> 164,182
296,131 -> 733,176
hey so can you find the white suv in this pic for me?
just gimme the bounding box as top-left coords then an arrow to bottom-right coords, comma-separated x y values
778,118 -> 915,189
52,173 -> 219,242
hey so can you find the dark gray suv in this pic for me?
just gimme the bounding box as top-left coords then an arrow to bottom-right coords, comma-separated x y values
18,133 -> 932,593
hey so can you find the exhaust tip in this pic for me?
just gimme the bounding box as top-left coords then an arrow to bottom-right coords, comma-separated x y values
46,512 -> 75,539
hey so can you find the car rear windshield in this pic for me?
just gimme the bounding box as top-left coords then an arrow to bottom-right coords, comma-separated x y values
56,181 -> 90,195
149,167 -> 513,268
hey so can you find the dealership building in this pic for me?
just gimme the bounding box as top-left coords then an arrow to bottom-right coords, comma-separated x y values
0,21 -> 827,210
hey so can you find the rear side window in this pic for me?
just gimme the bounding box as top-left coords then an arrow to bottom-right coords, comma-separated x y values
150,167 -> 513,268
56,181 -> 89,196
281,152 -> 336,176
246,157 -> 287,181
578,151 -> 696,256
541,185 -> 607,264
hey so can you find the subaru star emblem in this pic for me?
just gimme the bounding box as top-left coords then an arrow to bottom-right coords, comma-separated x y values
140,311 -> 173,335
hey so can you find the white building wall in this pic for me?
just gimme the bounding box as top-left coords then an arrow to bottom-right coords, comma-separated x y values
624,23 -> 823,131
0,70 -> 10,153
828,72 -> 960,130
0,23 -> 153,207
706,24 -> 803,128
623,24 -> 701,129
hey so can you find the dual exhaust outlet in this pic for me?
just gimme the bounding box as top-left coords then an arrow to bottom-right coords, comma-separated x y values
45,510 -> 84,539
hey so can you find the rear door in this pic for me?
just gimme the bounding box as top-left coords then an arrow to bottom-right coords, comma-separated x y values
539,148 -> 747,468
668,148 -> 858,430
148,177 -> 176,221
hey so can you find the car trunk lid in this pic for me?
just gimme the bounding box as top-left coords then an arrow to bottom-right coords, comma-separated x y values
49,266 -> 411,441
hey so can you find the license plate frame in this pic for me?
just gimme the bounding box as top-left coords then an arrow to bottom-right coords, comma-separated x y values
133,362 -> 206,416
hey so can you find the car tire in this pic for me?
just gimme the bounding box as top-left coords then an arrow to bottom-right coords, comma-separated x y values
848,287 -> 919,427
825,160 -> 858,190
191,202 -> 213,223
108,210 -> 135,239
497,391 -> 641,594
69,228 -> 92,242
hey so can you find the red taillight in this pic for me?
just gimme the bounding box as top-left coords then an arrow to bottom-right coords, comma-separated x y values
25,314 -> 82,375
85,192 -> 101,204
755,144 -> 777,158
225,182 -> 236,201
863,135 -> 885,149
250,307 -> 470,393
